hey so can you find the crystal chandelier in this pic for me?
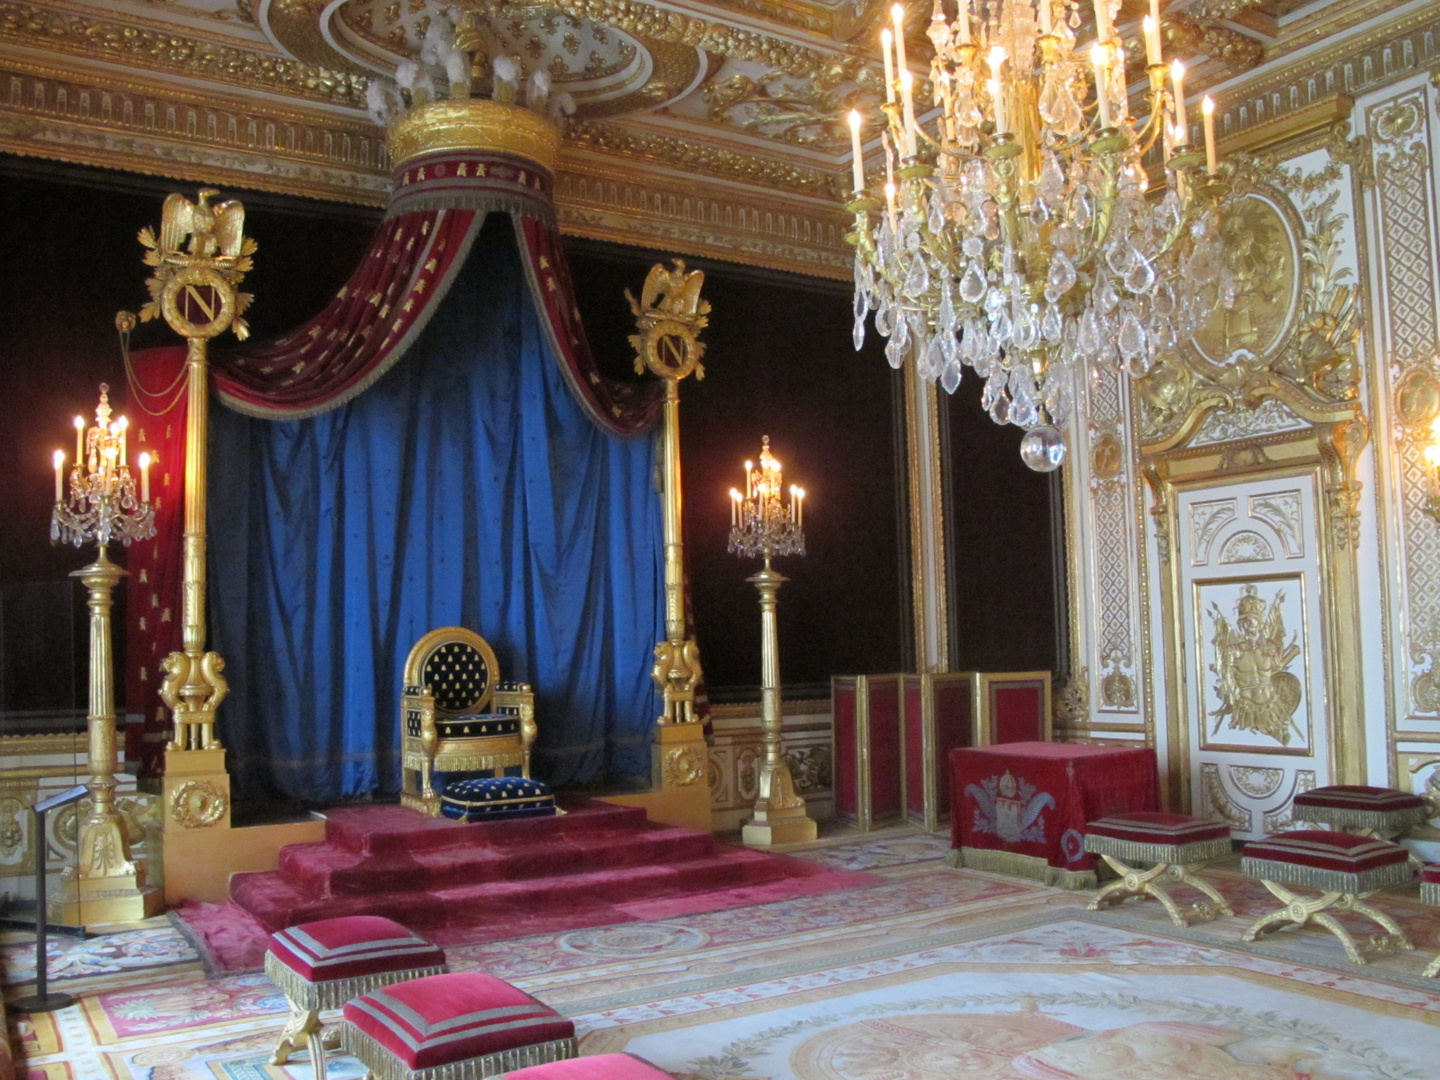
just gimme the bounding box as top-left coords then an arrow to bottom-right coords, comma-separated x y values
846,0 -> 1226,470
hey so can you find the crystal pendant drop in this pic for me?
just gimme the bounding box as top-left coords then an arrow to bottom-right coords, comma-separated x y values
885,334 -> 906,369
941,357 -> 963,393
921,334 -> 945,380
874,302 -> 894,337
1095,274 -> 1119,314
1117,308 -> 1146,364
1125,251 -> 1156,294
1041,302 -> 1063,343
938,279 -> 957,336
1078,308 -> 1101,356
928,195 -> 946,236
904,252 -> 930,299
959,259 -> 987,304
1047,250 -> 1077,294
853,312 -> 866,350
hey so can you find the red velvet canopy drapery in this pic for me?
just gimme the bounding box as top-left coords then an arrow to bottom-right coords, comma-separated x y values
122,142 -> 670,774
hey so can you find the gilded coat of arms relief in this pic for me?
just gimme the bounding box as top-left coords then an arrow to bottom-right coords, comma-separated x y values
1208,584 -> 1304,746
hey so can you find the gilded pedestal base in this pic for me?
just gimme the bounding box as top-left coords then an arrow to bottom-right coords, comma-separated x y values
48,868 -> 162,925
1087,854 -> 1232,927
1242,881 -> 1412,964
741,806 -> 818,846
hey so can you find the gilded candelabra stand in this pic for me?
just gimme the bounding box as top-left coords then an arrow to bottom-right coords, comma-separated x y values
729,438 -> 817,846
48,384 -> 162,924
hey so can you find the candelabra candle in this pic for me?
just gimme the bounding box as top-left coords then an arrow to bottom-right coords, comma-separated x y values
727,436 -> 806,564
51,384 -> 155,549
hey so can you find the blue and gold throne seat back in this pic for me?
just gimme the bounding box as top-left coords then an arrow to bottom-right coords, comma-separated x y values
400,627 -> 537,817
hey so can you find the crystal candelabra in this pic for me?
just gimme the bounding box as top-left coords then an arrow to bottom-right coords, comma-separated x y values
846,0 -> 1227,471
728,436 -> 806,564
728,438 -> 816,846
51,384 -> 155,549
46,383 -> 161,925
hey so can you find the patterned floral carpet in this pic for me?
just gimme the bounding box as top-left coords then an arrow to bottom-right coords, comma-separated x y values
6,829 -> 1440,1080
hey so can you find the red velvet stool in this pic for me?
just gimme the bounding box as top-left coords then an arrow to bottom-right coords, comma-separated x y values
499,1053 -> 673,1079
1422,864 -> 1440,978
1292,785 -> 1430,840
266,915 -> 448,1080
1083,812 -> 1233,926
1241,830 -> 1414,963
342,971 -> 577,1080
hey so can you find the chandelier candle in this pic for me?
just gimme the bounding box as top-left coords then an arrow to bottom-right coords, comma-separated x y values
845,0 -> 1226,470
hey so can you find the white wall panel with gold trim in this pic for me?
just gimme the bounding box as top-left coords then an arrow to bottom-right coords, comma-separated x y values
1357,72 -> 1440,819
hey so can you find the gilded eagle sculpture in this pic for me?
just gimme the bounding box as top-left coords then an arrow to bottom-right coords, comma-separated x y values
138,188 -> 256,341
627,260 -> 710,381
159,190 -> 247,260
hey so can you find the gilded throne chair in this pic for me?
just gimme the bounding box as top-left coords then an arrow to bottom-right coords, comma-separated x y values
400,627 -> 542,818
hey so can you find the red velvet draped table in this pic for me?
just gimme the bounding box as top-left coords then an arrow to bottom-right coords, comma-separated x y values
950,741 -> 1159,888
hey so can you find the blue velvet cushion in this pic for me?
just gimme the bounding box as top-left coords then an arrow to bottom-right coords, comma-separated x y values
439,777 -> 556,822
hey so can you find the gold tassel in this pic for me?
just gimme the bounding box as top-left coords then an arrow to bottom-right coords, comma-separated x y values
1294,805 -> 1431,832
958,847 -> 1097,889
1083,835 -> 1231,866
265,954 -> 449,1012
1241,855 -> 1414,895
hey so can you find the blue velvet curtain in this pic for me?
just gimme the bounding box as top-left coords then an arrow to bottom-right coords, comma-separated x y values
209,218 -> 663,803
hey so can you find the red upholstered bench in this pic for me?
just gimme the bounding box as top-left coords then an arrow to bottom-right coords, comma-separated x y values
342,971 -> 577,1080
1083,812 -> 1233,927
1241,830 -> 1414,964
1293,785 -> 1430,841
266,916 -> 447,1080
499,1053 -> 673,1079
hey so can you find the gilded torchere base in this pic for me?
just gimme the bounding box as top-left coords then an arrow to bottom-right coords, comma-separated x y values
742,806 -> 818,847
742,762 -> 817,846
49,868 -> 162,926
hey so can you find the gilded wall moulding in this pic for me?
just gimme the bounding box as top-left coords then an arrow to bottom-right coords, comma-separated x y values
0,3 -> 366,106
1139,158 -> 1362,453
567,119 -> 839,196
1206,6 -> 1440,153
554,165 -> 852,279
0,66 -> 852,276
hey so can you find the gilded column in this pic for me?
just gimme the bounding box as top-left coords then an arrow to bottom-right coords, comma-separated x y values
138,191 -> 256,867
627,262 -> 711,796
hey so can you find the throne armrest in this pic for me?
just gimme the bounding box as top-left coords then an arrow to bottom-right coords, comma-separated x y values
494,681 -> 537,755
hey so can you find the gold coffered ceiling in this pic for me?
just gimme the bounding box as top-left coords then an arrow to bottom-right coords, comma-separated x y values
0,0 -> 1425,277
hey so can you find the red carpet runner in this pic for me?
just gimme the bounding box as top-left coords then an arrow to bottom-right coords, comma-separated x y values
213,801 -> 876,968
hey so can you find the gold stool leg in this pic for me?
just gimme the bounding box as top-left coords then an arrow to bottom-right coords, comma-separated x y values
1242,880 -> 1409,965
1171,863 -> 1233,919
1343,892 -> 1413,952
1088,854 -> 1186,927
1423,949 -> 1440,978
272,1005 -> 327,1080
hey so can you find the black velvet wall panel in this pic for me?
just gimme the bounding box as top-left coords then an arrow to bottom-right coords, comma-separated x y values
944,372 -> 1060,674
